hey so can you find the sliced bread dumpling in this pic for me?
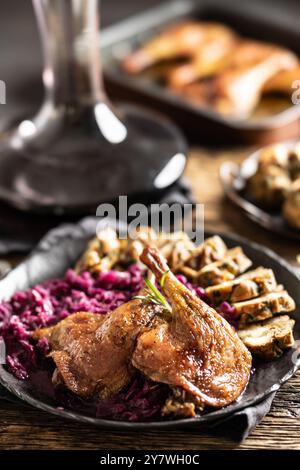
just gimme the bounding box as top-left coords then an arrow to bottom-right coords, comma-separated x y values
233,290 -> 296,325
238,315 -> 295,359
196,247 -> 252,287
206,268 -> 277,304
177,235 -> 227,277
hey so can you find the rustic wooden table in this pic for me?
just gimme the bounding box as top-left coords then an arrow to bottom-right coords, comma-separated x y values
0,146 -> 299,450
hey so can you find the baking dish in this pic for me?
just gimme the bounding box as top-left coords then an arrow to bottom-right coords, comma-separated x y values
101,0 -> 300,145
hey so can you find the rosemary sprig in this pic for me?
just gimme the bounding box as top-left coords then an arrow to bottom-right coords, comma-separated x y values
134,272 -> 172,313
160,269 -> 169,288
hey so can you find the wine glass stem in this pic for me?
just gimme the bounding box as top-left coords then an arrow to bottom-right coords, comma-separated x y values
33,0 -> 105,106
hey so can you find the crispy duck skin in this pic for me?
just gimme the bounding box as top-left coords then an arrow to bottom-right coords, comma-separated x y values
123,22 -> 235,74
132,246 -> 252,411
32,300 -> 161,399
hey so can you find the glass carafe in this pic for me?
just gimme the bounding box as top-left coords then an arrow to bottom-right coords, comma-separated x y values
0,0 -> 186,214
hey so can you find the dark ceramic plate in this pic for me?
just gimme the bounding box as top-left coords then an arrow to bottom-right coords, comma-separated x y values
0,217 -> 299,429
220,142 -> 300,242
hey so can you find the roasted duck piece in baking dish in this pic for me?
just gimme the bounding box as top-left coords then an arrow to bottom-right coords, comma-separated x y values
170,40 -> 297,89
168,27 -> 236,88
132,246 -> 252,415
176,41 -> 297,118
123,19 -> 299,118
211,42 -> 297,117
123,21 -> 235,74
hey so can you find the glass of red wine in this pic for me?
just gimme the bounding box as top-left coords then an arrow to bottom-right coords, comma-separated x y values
0,0 -> 187,214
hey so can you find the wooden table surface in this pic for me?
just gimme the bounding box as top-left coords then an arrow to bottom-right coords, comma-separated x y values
0,146 -> 300,450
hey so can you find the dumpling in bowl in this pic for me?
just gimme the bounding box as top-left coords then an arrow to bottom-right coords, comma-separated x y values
247,164 -> 291,208
256,144 -> 289,169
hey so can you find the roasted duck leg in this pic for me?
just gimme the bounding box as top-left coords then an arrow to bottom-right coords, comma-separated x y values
214,47 -> 297,117
169,30 -> 236,89
123,22 -> 235,74
177,41 -> 297,118
133,247 -> 252,414
32,299 -> 162,399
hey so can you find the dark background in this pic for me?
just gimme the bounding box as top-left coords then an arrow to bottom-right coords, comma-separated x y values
0,0 -> 299,131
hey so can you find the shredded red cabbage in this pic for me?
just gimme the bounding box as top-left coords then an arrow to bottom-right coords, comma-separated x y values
0,265 -> 144,381
217,301 -> 238,327
54,375 -> 170,422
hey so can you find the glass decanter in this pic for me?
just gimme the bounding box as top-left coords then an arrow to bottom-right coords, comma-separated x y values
0,0 -> 186,214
